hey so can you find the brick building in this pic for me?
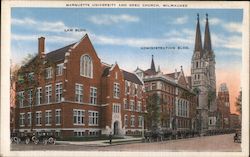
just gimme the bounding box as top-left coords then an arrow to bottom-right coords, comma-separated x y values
135,56 -> 197,131
215,83 -> 231,129
14,34 -> 145,138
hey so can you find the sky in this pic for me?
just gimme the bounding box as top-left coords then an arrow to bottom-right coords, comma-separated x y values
11,8 -> 243,114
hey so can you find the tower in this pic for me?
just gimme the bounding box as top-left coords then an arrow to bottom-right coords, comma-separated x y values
191,14 -> 216,132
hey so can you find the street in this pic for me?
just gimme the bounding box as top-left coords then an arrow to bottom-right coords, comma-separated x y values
11,134 -> 241,152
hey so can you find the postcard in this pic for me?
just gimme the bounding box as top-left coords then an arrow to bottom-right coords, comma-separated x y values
1,1 -> 249,157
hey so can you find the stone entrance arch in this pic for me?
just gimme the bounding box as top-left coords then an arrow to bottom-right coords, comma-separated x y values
113,121 -> 119,135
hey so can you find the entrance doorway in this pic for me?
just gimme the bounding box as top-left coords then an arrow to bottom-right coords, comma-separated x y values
113,121 -> 119,135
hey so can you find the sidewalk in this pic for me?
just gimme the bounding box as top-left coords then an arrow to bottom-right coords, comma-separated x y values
56,136 -> 143,147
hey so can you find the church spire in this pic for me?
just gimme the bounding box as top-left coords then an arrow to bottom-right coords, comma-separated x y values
204,13 -> 212,51
194,13 -> 202,52
151,55 -> 156,72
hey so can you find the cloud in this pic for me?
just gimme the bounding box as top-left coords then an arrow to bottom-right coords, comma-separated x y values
12,17 -> 69,32
208,17 -> 222,25
174,16 -> 188,25
88,14 -> 139,25
212,33 -> 242,50
223,22 -> 242,34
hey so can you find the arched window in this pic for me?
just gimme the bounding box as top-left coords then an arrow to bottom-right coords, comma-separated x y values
80,55 -> 93,78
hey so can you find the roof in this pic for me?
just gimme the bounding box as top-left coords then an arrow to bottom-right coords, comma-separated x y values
165,72 -> 180,79
144,68 -> 157,76
123,70 -> 143,85
186,76 -> 192,87
45,43 -> 76,62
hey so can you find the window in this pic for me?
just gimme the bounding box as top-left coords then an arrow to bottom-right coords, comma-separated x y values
113,83 -> 120,98
56,63 -> 63,76
124,99 -> 129,109
198,74 -> 200,80
28,89 -> 32,106
36,111 -> 42,126
36,87 -> 42,105
28,72 -> 34,81
130,100 -> 135,111
151,83 -> 156,90
55,82 -> 63,102
45,110 -> 52,125
88,111 -> 99,126
19,113 -> 25,127
196,62 -> 198,68
90,87 -> 97,104
124,115 -> 128,127
55,109 -> 61,125
27,112 -> 31,126
45,67 -> 53,79
138,116 -> 143,127
115,72 -> 118,80
18,91 -> 24,108
80,55 -> 93,78
73,109 -> 85,125
137,101 -> 142,112
75,84 -> 83,103
130,115 -> 135,127
125,81 -> 129,94
45,85 -> 52,104
113,104 -> 120,113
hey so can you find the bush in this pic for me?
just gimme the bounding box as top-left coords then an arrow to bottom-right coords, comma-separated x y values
59,135 -> 124,141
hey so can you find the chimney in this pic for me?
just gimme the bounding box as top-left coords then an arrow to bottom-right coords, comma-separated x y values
38,37 -> 45,58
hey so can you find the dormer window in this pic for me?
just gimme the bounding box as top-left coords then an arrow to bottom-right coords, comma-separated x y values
80,54 -> 93,78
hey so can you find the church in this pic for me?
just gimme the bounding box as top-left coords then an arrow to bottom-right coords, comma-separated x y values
191,14 -> 217,132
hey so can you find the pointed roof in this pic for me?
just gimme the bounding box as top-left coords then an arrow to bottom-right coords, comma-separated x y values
194,13 -> 202,52
150,55 -> 156,72
204,13 -> 212,51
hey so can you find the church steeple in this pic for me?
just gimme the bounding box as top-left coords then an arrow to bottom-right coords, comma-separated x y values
204,13 -> 212,51
151,55 -> 156,72
194,13 -> 202,52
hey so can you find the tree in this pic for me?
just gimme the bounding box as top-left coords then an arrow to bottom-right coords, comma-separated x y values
235,90 -> 242,115
145,93 -> 160,130
15,53 -> 55,132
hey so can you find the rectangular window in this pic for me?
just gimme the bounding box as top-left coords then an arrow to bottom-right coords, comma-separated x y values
137,101 -> 142,112
19,113 -> 25,127
124,115 -> 128,127
28,72 -> 34,81
124,99 -> 129,109
55,82 -> 63,102
56,63 -> 63,76
113,104 -> 120,113
27,112 -> 31,126
18,91 -> 24,108
36,87 -> 42,105
90,87 -> 97,104
73,109 -> 85,125
125,81 -> 129,94
75,84 -> 83,103
45,67 -> 53,79
113,83 -> 120,98
45,110 -> 52,125
55,109 -> 61,125
130,100 -> 135,111
45,85 -> 52,104
28,89 -> 32,106
151,83 -> 157,90
35,111 -> 42,126
138,116 -> 143,127
130,115 -> 135,127
88,111 -> 99,126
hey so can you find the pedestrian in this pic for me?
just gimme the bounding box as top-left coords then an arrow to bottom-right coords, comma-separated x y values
109,132 -> 113,144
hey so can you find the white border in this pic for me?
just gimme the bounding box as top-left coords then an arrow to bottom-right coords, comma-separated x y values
1,1 -> 249,157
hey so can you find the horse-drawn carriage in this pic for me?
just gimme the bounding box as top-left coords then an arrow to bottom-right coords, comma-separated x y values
11,131 -> 56,145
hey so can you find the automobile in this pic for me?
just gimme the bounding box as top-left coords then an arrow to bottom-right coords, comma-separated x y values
234,129 -> 241,143
35,132 -> 56,145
